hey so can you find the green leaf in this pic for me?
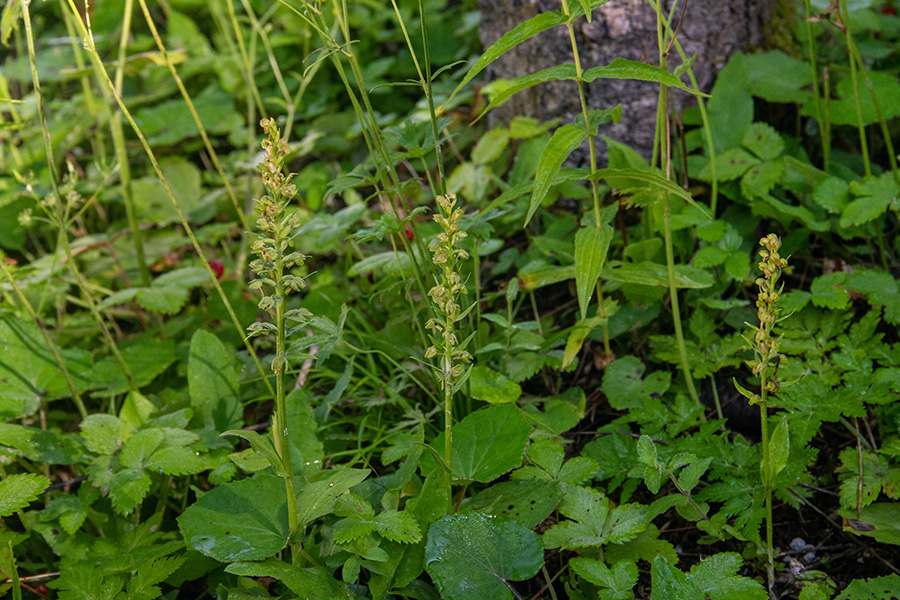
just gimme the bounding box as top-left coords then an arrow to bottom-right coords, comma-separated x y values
109,468 -> 152,515
698,148 -> 760,182
227,559 -> 354,600
741,122 -> 784,160
563,316 -> 606,369
602,261 -> 714,289
583,58 -> 700,95
451,11 -> 570,101
375,510 -> 423,543
482,64 -> 579,116
468,365 -> 522,404
570,558 -> 638,599
840,173 -> 898,228
296,468 -> 371,529
135,286 -> 189,314
80,414 -> 130,455
575,223 -> 614,320
543,486 -> 648,549
835,574 -> 900,599
425,512 -> 543,600
705,53 -> 753,152
767,419 -> 790,483
0,473 -> 50,517
603,358 -> 671,411
349,251 -> 412,277
178,472 -> 289,562
471,128 -> 510,164
813,176 -> 851,214
286,389 -> 325,480
687,553 -> 768,600
469,479 -> 563,529
810,272 -> 850,310
189,330 -> 243,432
1,0 -> 22,46
92,335 -> 175,396
527,125 -> 587,226
0,318 -> 92,418
433,404 -> 531,483
841,503 -> 900,546
0,423 -> 82,464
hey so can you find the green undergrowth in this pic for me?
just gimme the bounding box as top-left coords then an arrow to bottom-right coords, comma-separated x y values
1,0 -> 899,599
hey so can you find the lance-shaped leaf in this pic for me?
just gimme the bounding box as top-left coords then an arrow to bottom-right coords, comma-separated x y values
527,125 -> 587,226
575,222 -> 614,320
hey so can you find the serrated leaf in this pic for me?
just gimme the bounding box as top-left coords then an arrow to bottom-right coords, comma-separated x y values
810,272 -> 850,310
296,468 -> 371,529
334,518 -> 377,544
813,176 -> 851,214
687,552 -> 767,599
0,423 -> 83,464
840,173 -> 898,228
145,446 -> 207,476
698,148 -> 760,182
741,122 -> 784,160
468,365 -> 521,404
470,479 -> 563,528
109,468 -> 152,515
80,414 -> 130,454
528,439 -> 564,476
425,512 -> 543,600
570,558 -> 638,599
676,457 -> 712,493
835,574 -> 900,599
527,125 -> 587,226
375,510 -> 422,543
135,286 -> 189,314
543,486 -> 648,549
0,473 -> 50,517
575,223 -> 614,320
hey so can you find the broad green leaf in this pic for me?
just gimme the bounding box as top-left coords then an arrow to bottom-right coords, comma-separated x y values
835,574 -> 900,599
813,177 -> 850,214
743,50 -> 812,104
286,389 -> 325,480
810,272 -> 850,310
705,53 -> 753,152
0,473 -> 50,517
636,435 -> 658,466
698,148 -> 760,182
119,391 -> 156,429
468,365 -> 521,404
0,423 -> 82,464
471,128 -> 510,164
134,286 -> 189,314
527,438 -> 564,476
767,419 -> 790,483
425,512 -> 543,600
826,71 -> 900,126
651,555 -> 699,598
0,319 -> 92,418
527,125 -> 587,226
455,404 -> 530,482
451,11 -> 570,100
227,559 -> 354,600
189,330 -> 243,432
602,261 -> 714,288
841,503 -> 900,546
603,357 -> 670,411
469,480 -> 563,529
375,510 -> 423,543
109,468 -> 152,515
583,59 -> 700,95
575,222 -> 614,320
178,472 -> 289,562
687,553 -> 768,600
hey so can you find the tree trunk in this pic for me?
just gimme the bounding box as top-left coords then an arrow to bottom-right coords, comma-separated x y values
477,0 -> 778,162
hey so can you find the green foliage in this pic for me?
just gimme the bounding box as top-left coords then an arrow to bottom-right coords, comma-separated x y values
3,0 -> 900,597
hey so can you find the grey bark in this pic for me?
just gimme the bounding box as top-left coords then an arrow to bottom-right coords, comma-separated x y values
477,0 -> 777,163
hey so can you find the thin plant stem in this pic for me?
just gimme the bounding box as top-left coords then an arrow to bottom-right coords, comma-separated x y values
803,0 -> 828,170
653,0 -> 702,416
63,0 -> 275,397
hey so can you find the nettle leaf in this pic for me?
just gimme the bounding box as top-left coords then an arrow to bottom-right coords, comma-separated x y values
469,365 -> 522,404
425,512 -> 543,600
840,173 -> 899,229
570,558 -> 638,600
543,486 -> 648,549
109,468 -> 152,516
189,329 -> 243,432
0,473 -> 50,517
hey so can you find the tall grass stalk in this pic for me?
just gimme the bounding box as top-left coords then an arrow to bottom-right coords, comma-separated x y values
651,0 -> 702,416
63,0 -> 275,396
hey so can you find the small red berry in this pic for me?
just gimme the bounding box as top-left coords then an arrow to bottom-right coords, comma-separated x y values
404,226 -> 414,242
209,259 -> 225,279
